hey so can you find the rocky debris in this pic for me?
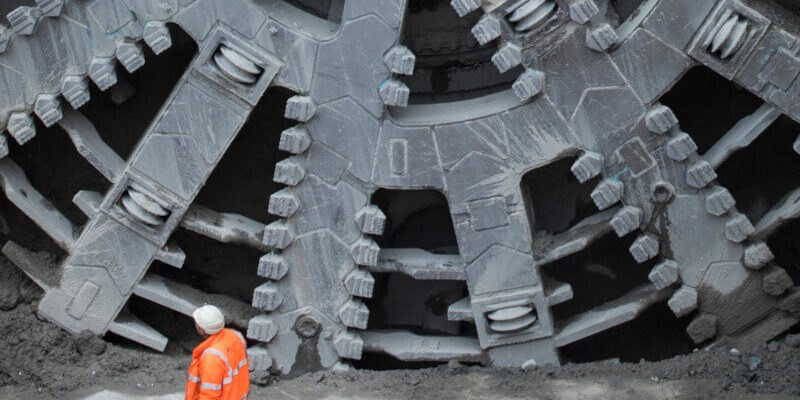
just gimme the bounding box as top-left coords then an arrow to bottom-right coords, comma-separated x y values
1,289 -> 800,400
0,262 -> 21,310
250,369 -> 275,387
2,248 -> 799,400
0,301 -> 189,398
747,356 -> 761,371
75,331 -> 108,356
768,341 -> 780,352
785,334 -> 800,349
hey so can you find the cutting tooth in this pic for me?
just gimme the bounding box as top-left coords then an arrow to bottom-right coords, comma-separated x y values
629,233 -> 659,263
743,242 -> 774,270
666,132 -> 697,161
724,213 -> 754,243
570,151 -> 604,183
711,15 -> 738,54
253,282 -> 283,311
0,134 -> 8,159
489,314 -> 537,333
338,299 -> 369,329
355,205 -> 386,236
586,23 -> 618,52
379,79 -> 410,107
273,158 -> 306,186
278,127 -> 311,154
667,286 -> 698,317
143,21 -> 172,55
0,26 -> 10,53
34,95 -> 63,127
450,0 -> 481,17
610,206 -> 642,237
247,347 -> 273,372
88,57 -> 118,91
471,14 -> 502,46
285,96 -> 316,122
35,0 -> 64,17
686,314 -> 717,343
705,187 -> 735,216
7,112 -> 36,145
646,105 -> 678,134
590,179 -> 623,210
569,0 -> 599,24
384,46 -> 416,75
350,237 -> 380,267
257,253 -> 290,280
345,268 -> 375,298
491,42 -> 522,73
116,42 -> 146,73
268,189 -> 300,218
512,69 -> 545,101
61,76 -> 91,109
762,267 -> 793,296
334,331 -> 364,360
262,221 -> 293,249
649,260 -> 679,290
686,160 -> 717,189
247,315 -> 279,343
719,20 -> 748,59
7,6 -> 38,36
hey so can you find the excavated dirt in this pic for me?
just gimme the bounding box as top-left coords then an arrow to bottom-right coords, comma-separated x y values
1,256 -> 800,400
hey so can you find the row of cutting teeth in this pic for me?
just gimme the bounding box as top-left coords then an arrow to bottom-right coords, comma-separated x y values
2,0 -> 64,51
453,0 -> 626,103
660,106 -> 796,343
247,40 -> 419,366
566,106 -> 694,337
0,1 -> 65,157
324,44 -> 419,362
648,103 -> 795,344
326,44 -> 420,362
379,45 -> 416,107
578,106 -> 708,339
577,102 -> 797,345
333,207 -> 384,361
245,95 -> 316,372
452,0 -> 558,33
451,0 -> 554,102
0,5 -> 173,159
569,148 -> 660,268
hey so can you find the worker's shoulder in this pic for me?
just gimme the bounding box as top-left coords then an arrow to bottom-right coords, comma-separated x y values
204,328 -> 246,352
223,328 -> 247,348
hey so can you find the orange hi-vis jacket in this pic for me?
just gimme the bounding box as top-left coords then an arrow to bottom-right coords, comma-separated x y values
186,328 -> 250,400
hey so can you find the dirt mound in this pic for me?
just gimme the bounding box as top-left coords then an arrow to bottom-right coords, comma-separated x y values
0,257 -> 189,398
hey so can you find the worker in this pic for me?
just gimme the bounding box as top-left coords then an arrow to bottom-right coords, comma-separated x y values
186,304 -> 250,400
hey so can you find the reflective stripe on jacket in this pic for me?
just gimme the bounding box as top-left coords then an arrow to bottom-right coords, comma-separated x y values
186,328 -> 249,400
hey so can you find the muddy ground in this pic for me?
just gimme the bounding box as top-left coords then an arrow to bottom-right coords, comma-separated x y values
2,257 -> 800,400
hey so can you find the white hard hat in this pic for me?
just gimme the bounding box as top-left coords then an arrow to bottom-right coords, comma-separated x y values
193,304 -> 225,335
